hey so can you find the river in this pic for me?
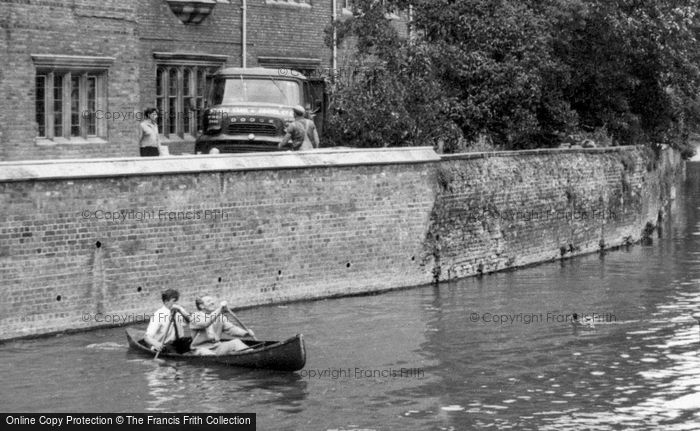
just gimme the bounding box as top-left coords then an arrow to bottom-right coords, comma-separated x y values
2,164 -> 699,430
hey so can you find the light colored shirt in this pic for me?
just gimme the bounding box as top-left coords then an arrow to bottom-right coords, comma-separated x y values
138,120 -> 160,148
189,310 -> 246,349
145,305 -> 185,346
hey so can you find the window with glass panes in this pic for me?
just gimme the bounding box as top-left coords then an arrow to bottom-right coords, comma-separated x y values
35,71 -> 102,139
156,66 -> 215,138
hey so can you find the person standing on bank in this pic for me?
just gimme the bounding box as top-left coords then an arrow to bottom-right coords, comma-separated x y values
144,288 -> 190,353
138,107 -> 161,157
278,105 -> 319,151
189,295 -> 255,355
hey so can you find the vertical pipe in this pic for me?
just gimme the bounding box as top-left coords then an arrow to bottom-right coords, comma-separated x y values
332,0 -> 337,75
242,0 -> 247,68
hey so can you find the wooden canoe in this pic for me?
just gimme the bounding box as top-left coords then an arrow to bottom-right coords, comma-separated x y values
125,328 -> 306,371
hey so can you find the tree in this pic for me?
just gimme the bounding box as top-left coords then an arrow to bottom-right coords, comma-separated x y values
404,0 -> 578,148
324,0 -> 463,150
325,0 -> 700,156
549,0 -> 700,155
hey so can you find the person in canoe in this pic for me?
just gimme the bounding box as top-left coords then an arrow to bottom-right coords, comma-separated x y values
144,288 -> 191,354
189,295 -> 256,355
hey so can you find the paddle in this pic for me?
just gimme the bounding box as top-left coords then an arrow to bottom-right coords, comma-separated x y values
224,305 -> 258,341
154,313 -> 174,360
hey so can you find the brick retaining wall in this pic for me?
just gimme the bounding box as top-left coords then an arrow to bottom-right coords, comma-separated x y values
0,146 -> 683,340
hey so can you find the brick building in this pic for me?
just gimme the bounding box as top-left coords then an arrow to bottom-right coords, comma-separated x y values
0,0 -> 381,161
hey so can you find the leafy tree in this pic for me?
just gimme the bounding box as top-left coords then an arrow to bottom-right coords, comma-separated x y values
324,0 -> 700,156
549,0 -> 700,155
324,0 -> 463,150
403,0 -> 578,148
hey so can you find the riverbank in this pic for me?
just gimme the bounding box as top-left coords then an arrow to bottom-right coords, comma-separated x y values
0,146 -> 683,340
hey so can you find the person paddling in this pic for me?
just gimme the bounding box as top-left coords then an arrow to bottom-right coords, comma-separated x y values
144,288 -> 190,354
189,295 -> 255,355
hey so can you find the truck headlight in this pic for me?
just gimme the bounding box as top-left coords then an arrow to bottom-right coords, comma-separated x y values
207,111 -> 222,131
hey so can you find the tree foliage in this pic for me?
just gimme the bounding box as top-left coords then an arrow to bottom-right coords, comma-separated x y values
324,0 -> 700,156
548,0 -> 700,154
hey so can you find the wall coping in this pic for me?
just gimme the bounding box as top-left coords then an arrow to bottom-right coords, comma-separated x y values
439,145 -> 642,161
0,145 -> 658,182
0,147 -> 440,182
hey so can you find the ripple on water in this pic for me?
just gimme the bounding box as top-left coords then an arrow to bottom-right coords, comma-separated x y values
482,404 -> 508,410
85,342 -> 125,350
441,405 -> 465,412
665,393 -> 700,410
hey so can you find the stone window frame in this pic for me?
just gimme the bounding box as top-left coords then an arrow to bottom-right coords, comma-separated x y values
265,0 -> 312,9
257,56 -> 322,76
342,0 -> 352,15
31,54 -> 114,145
153,52 -> 228,142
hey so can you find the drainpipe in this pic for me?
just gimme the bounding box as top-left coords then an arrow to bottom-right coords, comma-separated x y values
332,0 -> 337,75
242,0 -> 247,68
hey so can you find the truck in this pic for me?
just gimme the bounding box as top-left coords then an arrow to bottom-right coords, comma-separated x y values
195,67 -> 327,154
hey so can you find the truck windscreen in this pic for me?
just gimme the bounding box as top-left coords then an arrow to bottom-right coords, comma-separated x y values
211,78 -> 301,105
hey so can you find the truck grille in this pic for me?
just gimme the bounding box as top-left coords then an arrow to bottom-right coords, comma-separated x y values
227,123 -> 278,136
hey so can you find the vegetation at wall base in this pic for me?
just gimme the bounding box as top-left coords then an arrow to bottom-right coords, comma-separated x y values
324,0 -> 700,158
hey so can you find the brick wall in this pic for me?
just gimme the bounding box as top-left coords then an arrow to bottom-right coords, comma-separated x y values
137,0 -> 335,67
0,146 -> 683,340
247,1 -> 332,65
0,16 -> 7,148
425,147 -> 683,281
0,0 -> 139,161
136,0 -> 243,69
0,148 -> 439,339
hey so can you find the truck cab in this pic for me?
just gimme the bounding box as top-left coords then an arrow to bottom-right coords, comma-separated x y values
195,67 -> 326,154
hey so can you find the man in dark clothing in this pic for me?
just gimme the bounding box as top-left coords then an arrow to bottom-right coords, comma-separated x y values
278,105 -> 319,151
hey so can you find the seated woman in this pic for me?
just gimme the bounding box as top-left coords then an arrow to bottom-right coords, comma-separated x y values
189,295 -> 255,355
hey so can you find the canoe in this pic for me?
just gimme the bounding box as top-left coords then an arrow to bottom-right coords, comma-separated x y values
125,328 -> 306,371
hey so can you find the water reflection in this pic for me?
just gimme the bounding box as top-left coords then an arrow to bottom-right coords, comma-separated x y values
125,352 -> 310,414
140,360 -> 188,411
